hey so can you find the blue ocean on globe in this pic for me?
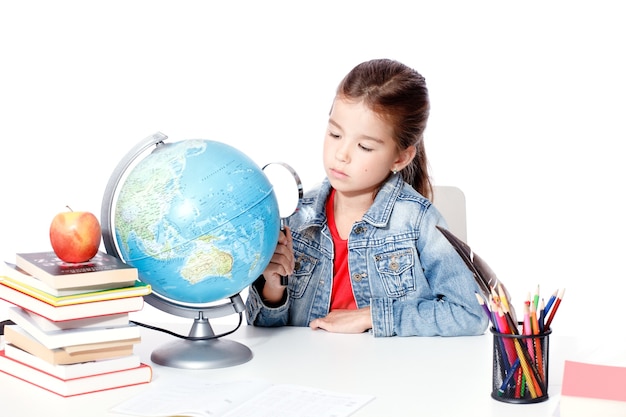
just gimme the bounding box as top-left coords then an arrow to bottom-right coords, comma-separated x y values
113,139 -> 280,305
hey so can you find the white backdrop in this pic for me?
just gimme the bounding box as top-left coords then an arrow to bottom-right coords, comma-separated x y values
1,1 -> 624,337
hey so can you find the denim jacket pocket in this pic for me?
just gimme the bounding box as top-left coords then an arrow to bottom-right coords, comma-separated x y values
289,252 -> 319,299
373,248 -> 416,297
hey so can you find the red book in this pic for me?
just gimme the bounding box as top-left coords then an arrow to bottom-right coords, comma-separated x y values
0,350 -> 152,397
560,360 -> 626,417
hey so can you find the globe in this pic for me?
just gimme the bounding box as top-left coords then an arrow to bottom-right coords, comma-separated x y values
107,137 -> 280,307
100,133 -> 285,370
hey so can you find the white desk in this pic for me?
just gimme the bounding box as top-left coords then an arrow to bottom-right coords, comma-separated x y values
0,322 -> 577,417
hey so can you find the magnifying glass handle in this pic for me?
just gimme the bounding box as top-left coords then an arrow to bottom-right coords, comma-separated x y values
279,218 -> 289,286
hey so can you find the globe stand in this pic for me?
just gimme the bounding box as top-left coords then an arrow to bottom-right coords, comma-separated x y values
150,310 -> 253,370
139,292 -> 254,370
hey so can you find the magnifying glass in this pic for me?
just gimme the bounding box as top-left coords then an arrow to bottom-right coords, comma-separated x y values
262,162 -> 303,286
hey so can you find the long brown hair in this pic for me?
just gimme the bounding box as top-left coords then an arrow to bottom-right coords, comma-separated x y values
336,59 -> 432,200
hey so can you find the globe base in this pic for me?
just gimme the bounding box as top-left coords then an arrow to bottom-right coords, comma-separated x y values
151,338 -> 253,369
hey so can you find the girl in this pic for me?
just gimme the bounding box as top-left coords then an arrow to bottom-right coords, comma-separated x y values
246,59 -> 488,337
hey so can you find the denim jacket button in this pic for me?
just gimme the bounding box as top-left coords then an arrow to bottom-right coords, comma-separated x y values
354,226 -> 365,234
352,273 -> 362,282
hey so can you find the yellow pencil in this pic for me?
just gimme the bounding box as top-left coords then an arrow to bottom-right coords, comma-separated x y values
513,339 -> 540,398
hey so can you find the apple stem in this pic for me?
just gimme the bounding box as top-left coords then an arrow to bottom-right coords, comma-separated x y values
66,205 -> 73,212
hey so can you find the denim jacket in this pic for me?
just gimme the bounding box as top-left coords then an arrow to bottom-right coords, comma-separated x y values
246,174 -> 489,337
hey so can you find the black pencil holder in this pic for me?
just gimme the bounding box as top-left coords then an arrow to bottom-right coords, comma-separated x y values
490,326 -> 551,404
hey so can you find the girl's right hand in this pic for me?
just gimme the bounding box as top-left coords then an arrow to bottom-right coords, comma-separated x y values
261,226 -> 294,303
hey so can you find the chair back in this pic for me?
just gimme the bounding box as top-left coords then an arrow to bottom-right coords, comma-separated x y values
432,185 -> 467,243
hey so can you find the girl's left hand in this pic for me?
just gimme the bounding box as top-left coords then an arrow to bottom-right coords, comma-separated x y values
309,307 -> 372,334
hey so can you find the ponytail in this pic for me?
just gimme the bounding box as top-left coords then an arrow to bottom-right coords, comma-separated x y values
402,141 -> 432,200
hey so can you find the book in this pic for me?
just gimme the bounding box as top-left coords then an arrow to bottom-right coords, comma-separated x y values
2,261 -> 78,297
560,359 -> 626,417
111,377 -> 374,417
0,319 -> 14,336
0,350 -> 152,397
24,310 -> 130,332
7,307 -> 141,349
4,343 -> 141,380
15,251 -> 137,291
4,325 -> 139,365
0,272 -> 151,307
1,261 -> 104,297
0,283 -> 145,321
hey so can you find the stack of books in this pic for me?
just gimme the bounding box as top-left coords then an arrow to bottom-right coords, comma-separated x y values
0,251 -> 153,397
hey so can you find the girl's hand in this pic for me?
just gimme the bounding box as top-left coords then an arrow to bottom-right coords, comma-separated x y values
261,226 -> 294,303
309,307 -> 373,334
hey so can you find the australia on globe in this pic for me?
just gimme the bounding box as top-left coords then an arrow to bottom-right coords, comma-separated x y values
113,139 -> 280,306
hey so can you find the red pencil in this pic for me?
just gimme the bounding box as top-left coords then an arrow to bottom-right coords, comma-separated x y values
544,288 -> 565,330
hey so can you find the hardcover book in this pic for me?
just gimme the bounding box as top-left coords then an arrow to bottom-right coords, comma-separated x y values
2,260 -> 150,299
3,325 -> 139,365
7,307 -> 141,349
0,283 -> 145,321
0,350 -> 152,397
0,273 -> 151,307
15,251 -> 138,291
3,344 -> 141,380
23,310 -> 130,332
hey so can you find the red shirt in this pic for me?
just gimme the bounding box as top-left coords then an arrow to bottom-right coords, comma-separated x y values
326,189 -> 357,310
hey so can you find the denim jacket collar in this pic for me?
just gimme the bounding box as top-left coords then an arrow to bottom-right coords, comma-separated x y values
300,173 -> 405,232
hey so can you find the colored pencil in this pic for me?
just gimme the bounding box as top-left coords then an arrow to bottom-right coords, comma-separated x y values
530,304 -> 544,381
475,292 -> 492,321
539,298 -> 546,333
543,289 -> 558,317
498,283 -> 518,335
544,288 -> 565,330
498,358 -> 520,396
532,284 -> 540,312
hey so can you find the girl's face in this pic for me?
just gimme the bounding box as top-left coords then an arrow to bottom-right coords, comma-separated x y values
323,96 -> 414,199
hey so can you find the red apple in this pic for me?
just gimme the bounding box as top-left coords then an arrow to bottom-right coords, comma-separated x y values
49,207 -> 102,263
